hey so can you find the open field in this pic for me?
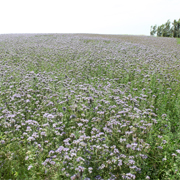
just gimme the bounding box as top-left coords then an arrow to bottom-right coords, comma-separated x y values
0,34 -> 180,179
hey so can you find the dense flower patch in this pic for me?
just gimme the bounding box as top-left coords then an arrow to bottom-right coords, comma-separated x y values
0,34 -> 180,179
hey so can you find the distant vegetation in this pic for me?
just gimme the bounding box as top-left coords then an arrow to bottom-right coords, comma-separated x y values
150,19 -> 180,37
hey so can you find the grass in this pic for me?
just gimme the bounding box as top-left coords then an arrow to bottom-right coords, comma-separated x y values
0,34 -> 180,179
177,38 -> 180,44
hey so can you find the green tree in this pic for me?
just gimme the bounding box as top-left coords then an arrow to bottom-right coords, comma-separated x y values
151,19 -> 180,37
172,20 -> 178,37
172,19 -> 180,37
157,24 -> 165,37
150,25 -> 157,36
163,20 -> 172,37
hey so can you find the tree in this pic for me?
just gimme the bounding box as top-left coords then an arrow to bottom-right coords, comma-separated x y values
157,24 -> 165,37
172,20 -> 178,37
150,25 -> 157,36
163,20 -> 172,37
150,19 -> 180,38
172,19 -> 180,37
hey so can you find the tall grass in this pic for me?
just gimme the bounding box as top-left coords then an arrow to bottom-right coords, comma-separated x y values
0,34 -> 180,179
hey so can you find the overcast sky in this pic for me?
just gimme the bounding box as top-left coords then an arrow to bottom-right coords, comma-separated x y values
0,0 -> 179,35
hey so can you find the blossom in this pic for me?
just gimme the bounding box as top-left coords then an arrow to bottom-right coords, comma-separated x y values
88,167 -> 93,173
28,165 -> 33,170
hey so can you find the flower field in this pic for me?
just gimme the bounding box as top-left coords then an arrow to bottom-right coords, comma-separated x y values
0,34 -> 180,179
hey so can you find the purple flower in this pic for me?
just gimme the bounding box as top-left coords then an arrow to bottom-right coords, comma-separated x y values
49,150 -> 55,155
118,160 -> 122,166
95,175 -> 102,179
55,146 -> 64,153
128,159 -> 135,165
41,132 -> 46,136
71,175 -> 76,180
50,161 -> 56,165
70,114 -> 76,119
27,136 -> 35,141
1,140 -> 5,144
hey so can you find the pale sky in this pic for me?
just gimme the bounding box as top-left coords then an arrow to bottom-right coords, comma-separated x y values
0,0 -> 179,35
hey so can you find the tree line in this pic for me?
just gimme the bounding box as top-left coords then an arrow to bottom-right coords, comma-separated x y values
150,19 -> 180,37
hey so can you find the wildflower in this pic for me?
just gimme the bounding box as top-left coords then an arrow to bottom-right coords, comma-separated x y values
70,114 -> 76,119
75,166 -> 85,174
26,126 -> 32,132
77,123 -> 83,127
126,173 -> 136,179
125,131 -> 133,135
26,99 -> 30,103
139,154 -> 148,159
99,164 -> 105,169
161,114 -> 167,119
76,157 -> 85,162
118,160 -> 122,166
95,175 -> 102,179
58,112 -> 63,117
41,132 -> 46,136
62,107 -> 66,111
27,136 -> 35,141
162,140 -> 167,144
28,165 -> 33,170
50,161 -> 56,165
128,159 -> 135,165
130,165 -> 137,169
122,173 -> 136,179
1,140 -> 5,144
71,175 -> 77,180
49,150 -> 55,155
88,167 -> 93,173
47,114 -> 55,119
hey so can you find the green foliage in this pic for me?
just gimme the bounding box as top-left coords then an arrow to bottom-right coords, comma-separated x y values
150,25 -> 157,36
172,19 -> 180,38
177,38 -> 180,44
150,19 -> 180,38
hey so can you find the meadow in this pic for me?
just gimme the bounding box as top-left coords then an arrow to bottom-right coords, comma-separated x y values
0,34 -> 180,179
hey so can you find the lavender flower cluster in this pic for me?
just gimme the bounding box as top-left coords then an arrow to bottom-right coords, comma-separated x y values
0,34 -> 180,179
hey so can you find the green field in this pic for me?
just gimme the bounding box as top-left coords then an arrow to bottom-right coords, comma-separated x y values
0,34 -> 180,179
177,38 -> 180,44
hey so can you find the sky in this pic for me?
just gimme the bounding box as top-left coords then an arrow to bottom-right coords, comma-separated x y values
0,0 -> 180,35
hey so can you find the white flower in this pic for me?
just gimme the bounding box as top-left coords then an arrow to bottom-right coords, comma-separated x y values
88,167 -> 93,173
28,165 -> 33,170
146,176 -> 150,179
